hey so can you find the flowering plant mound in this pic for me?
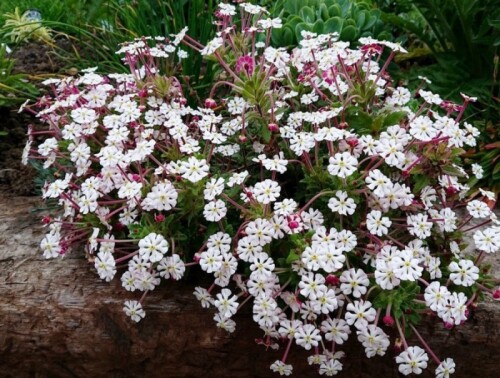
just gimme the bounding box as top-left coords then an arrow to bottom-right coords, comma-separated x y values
23,3 -> 499,377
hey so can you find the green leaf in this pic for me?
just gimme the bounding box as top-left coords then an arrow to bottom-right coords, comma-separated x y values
383,111 -> 408,127
313,19 -> 324,34
299,6 -> 315,24
324,17 -> 343,34
328,4 -> 341,18
340,25 -> 358,41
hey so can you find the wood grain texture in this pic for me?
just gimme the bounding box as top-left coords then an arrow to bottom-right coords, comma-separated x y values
0,196 -> 498,377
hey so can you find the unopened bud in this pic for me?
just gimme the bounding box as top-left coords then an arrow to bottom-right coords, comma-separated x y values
326,274 -> 340,286
493,288 -> 500,300
383,315 -> 394,327
444,322 -> 454,330
204,98 -> 217,109
268,123 -> 279,133
154,214 -> 165,223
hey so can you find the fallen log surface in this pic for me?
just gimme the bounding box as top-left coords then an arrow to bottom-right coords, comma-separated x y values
0,196 -> 498,377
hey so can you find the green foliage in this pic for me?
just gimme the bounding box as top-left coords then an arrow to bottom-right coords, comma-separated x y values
0,0 -> 89,27
376,0 -> 499,191
2,7 -> 53,44
0,44 -> 38,107
271,0 -> 392,47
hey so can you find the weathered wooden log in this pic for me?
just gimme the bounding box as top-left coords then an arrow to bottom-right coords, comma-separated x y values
0,196 -> 498,377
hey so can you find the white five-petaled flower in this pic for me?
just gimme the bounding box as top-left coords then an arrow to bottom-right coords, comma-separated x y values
253,179 -> 281,204
448,259 -> 479,287
466,200 -> 491,218
328,152 -> 358,178
395,346 -> 428,375
435,358 -> 455,378
340,268 -> 369,298
138,233 -> 169,263
214,288 -> 239,319
203,199 -> 227,222
294,324 -> 321,350
345,300 -> 376,329
123,300 -> 145,322
366,210 -> 392,236
328,191 -> 356,215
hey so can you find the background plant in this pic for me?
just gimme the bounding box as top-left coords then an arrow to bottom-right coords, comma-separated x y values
0,44 -> 38,110
270,0 -> 393,47
373,0 -> 500,191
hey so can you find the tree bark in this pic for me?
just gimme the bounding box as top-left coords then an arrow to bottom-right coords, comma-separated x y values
0,196 -> 498,377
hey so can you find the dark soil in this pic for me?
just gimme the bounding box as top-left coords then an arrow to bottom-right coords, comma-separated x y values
0,37 -> 74,195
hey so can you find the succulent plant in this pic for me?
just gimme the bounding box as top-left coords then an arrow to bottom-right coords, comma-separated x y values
271,0 -> 392,47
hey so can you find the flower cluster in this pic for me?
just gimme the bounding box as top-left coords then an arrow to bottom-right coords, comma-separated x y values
24,3 -> 498,377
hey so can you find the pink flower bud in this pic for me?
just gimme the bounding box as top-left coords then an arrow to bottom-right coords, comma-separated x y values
131,174 -> 141,182
154,214 -> 165,223
138,88 -> 148,98
204,98 -> 217,109
288,220 -> 299,229
444,322 -> 454,330
268,123 -> 279,133
239,134 -> 247,143
41,215 -> 52,225
383,315 -> 394,327
393,338 -> 403,354
493,288 -> 500,300
326,274 -> 340,286
346,137 -> 359,148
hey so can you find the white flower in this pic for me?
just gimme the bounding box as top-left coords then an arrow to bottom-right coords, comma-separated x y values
246,218 -> 273,246
328,191 -> 356,215
328,152 -> 358,178
138,233 -> 169,263
299,272 -> 326,300
218,3 -> 236,16
424,281 -> 450,312
410,115 -> 438,141
203,199 -> 227,222
320,318 -> 351,344
393,249 -> 423,281
466,200 -> 491,218
366,210 -> 392,236
193,286 -> 214,308
270,360 -> 293,376
157,254 -> 185,280
123,300 -> 145,322
435,358 -> 455,378
141,180 -> 178,211
295,324 -> 321,350
214,312 -> 236,333
471,163 -> 483,179
94,251 -> 116,282
258,18 -> 282,29
201,37 -> 223,56
407,213 -> 433,239
473,227 -> 500,253
199,248 -> 223,273
340,268 -> 369,298
40,232 -> 62,258
179,157 -> 210,183
396,346 -> 428,375
214,288 -> 239,318
345,300 -> 376,329
448,259 -> 479,287
319,358 -> 343,376
253,179 -> 281,204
